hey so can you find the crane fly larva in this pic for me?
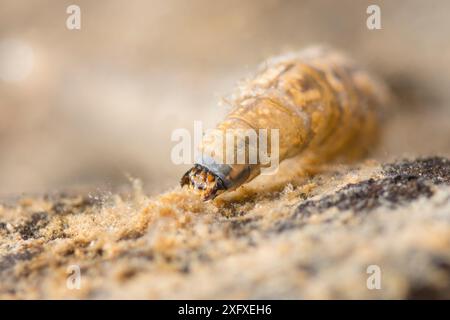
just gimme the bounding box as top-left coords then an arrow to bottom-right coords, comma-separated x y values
181,46 -> 390,200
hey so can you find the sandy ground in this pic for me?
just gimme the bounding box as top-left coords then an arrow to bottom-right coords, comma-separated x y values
0,157 -> 449,299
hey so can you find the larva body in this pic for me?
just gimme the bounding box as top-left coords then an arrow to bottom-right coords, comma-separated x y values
181,46 -> 390,200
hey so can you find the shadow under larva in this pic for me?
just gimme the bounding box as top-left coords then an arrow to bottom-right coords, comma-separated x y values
181,46 -> 391,201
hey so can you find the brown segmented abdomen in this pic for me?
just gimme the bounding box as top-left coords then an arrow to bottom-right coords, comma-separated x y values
181,46 -> 390,200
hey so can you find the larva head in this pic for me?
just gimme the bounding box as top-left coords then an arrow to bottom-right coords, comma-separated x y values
180,164 -> 227,201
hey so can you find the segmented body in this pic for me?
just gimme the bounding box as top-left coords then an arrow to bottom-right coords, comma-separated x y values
181,46 -> 390,200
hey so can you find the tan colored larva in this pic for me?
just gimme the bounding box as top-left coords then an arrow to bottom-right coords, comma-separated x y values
181,46 -> 390,200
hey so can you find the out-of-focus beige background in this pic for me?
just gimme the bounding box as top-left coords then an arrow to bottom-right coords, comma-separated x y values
1,0 -> 449,196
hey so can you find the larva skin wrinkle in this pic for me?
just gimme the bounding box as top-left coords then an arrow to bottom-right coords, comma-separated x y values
181,46 -> 390,200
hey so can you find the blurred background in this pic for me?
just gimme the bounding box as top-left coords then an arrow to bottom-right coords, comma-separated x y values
1,0 -> 449,196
